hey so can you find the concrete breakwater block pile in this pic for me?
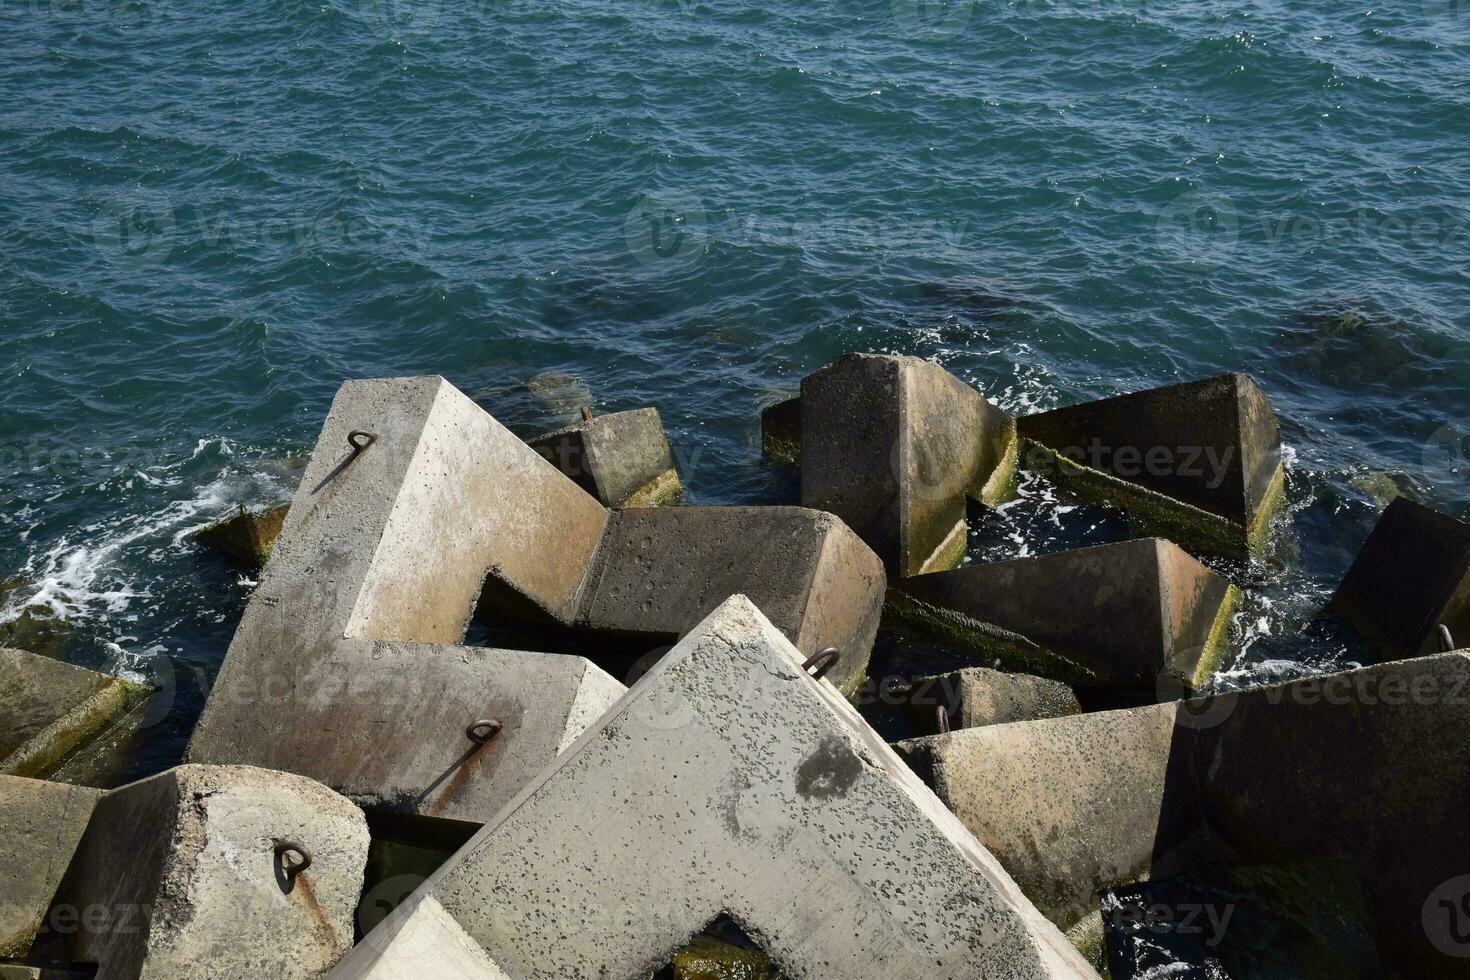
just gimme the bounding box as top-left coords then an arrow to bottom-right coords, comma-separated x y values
7,357 -> 1470,977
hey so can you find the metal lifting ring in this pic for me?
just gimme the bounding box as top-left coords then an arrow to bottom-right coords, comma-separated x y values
1440,624 -> 1457,653
275,841 -> 312,877
801,647 -> 841,681
466,718 -> 504,745
936,705 -> 951,735
347,430 -> 378,455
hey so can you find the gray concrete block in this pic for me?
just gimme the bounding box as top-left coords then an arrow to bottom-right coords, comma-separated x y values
330,895 -> 510,980
759,396 -> 801,464
1327,497 -> 1470,660
0,776 -> 101,959
1018,373 -> 1286,558
527,407 -> 682,508
0,649 -> 151,781
575,506 -> 886,697
898,666 -> 1081,736
44,764 -> 369,980
799,353 -> 1018,578
381,596 -> 1097,980
187,377 -> 625,823
896,653 -> 1470,977
887,538 -> 1239,692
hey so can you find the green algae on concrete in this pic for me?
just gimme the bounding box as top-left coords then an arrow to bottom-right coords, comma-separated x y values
193,503 -> 289,568
658,936 -> 782,980
0,648 -> 152,782
0,775 -> 102,960
758,396 -> 801,464
621,465 -> 684,508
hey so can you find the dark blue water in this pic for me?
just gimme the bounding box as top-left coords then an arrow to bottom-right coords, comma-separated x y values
2,0 -> 1468,784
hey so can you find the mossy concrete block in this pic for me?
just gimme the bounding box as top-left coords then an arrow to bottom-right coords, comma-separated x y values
799,353 -> 1018,578
887,538 -> 1238,693
899,666 -> 1081,736
758,396 -> 801,464
528,407 -> 682,508
0,648 -> 151,781
896,652 -> 1470,978
574,506 -> 886,698
192,503 -> 289,568
1018,373 -> 1285,558
187,377 -> 626,823
376,596 -> 1097,980
329,894 -> 511,980
43,764 -> 369,980
1327,497 -> 1470,660
0,776 -> 101,960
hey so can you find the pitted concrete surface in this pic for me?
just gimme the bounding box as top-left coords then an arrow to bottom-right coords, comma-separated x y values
373,596 -> 1097,980
888,538 -> 1237,692
899,666 -> 1081,735
45,764 -> 369,980
0,776 -> 101,959
329,895 -> 510,980
897,653 -> 1470,977
799,354 -> 1017,578
527,407 -> 681,507
577,507 -> 885,696
187,377 -> 625,821
1327,497 -> 1470,660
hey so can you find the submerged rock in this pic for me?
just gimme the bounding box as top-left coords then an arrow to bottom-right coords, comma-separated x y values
659,935 -> 781,980
525,370 -> 593,423
1277,301 -> 1456,390
192,503 -> 289,568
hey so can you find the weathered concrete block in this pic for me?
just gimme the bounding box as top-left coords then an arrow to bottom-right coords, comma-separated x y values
187,377 -> 625,823
43,764 -> 369,980
360,596 -> 1097,979
1018,373 -> 1285,558
896,652 -> 1470,977
758,396 -> 801,464
527,407 -> 682,508
0,648 -> 151,780
0,776 -> 101,959
899,666 -> 1081,736
1327,497 -> 1470,660
574,507 -> 885,697
330,894 -> 511,980
192,502 -> 290,568
887,538 -> 1239,692
799,353 -> 1018,578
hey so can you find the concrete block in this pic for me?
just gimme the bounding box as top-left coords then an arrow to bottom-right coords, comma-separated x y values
0,648 -> 151,781
898,666 -> 1081,736
187,376 -> 625,823
887,538 -> 1239,692
1327,497 -> 1470,660
1018,373 -> 1285,558
43,764 -> 369,980
192,502 -> 289,568
375,596 -> 1098,979
0,776 -> 101,959
799,354 -> 1018,578
896,653 -> 1470,977
527,407 -> 682,508
759,396 -> 801,464
574,506 -> 886,697
330,895 -> 511,980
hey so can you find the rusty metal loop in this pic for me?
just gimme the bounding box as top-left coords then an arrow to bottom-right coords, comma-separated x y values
466,718 -> 504,745
936,705 -> 951,735
347,430 -> 378,455
1441,624 -> 1457,653
802,647 -> 841,681
275,841 -> 312,877
580,406 -> 594,422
